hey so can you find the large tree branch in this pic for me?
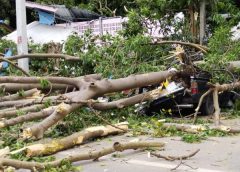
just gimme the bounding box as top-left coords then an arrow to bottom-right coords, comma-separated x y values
150,41 -> 208,53
0,74 -> 102,90
14,123 -> 128,157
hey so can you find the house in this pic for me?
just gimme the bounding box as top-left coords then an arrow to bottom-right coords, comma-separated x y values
4,1 -> 125,45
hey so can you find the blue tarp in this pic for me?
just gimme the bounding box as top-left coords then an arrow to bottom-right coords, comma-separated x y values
0,49 -> 12,76
37,10 -> 55,25
3,49 -> 12,68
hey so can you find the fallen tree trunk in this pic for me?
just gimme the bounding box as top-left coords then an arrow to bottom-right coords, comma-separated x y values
21,70 -> 176,139
12,123 -> 128,157
0,142 -> 164,171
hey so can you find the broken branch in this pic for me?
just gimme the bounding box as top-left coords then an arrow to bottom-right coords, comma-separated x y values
7,53 -> 80,61
0,57 -> 30,76
150,149 -> 200,161
0,142 -> 164,170
14,123 -> 128,157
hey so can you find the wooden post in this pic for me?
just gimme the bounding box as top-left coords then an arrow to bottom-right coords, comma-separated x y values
199,0 -> 206,45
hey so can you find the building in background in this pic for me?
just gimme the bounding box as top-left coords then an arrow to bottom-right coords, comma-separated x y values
4,1 -> 126,45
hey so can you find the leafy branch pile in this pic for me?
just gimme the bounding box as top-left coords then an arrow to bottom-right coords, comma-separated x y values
1,0 -> 240,171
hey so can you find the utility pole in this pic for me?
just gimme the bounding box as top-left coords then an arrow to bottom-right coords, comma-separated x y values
16,0 -> 29,72
199,0 -> 206,45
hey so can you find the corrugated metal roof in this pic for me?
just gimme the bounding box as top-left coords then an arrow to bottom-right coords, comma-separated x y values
26,1 -> 102,22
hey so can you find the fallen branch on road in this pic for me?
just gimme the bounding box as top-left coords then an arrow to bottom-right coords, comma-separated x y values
150,149 -> 200,161
0,142 -> 164,170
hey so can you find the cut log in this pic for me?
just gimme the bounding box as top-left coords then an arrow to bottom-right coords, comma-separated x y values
15,123 -> 129,157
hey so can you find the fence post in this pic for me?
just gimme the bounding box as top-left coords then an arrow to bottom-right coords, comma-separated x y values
99,17 -> 103,36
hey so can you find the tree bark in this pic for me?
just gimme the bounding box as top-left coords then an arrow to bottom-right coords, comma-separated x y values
0,104 -> 45,118
14,123 -> 128,157
0,88 -> 38,102
0,106 -> 56,128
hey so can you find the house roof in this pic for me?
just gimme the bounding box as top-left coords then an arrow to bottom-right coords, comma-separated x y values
4,21 -> 75,44
26,1 -> 102,22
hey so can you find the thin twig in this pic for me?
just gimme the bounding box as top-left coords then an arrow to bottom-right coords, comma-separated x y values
193,90 -> 212,124
40,82 -> 53,103
171,158 -> 183,171
182,162 -> 198,170
88,103 -> 129,132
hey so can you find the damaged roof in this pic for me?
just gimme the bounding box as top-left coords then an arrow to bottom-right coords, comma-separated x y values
26,1 -> 102,22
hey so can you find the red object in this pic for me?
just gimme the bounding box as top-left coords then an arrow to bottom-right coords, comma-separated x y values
17,36 -> 22,44
191,78 -> 198,94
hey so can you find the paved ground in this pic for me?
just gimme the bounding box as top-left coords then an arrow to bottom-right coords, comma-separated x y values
17,118 -> 240,172
54,134 -> 240,172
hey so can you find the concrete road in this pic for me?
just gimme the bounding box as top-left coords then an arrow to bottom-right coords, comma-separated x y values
54,134 -> 240,172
